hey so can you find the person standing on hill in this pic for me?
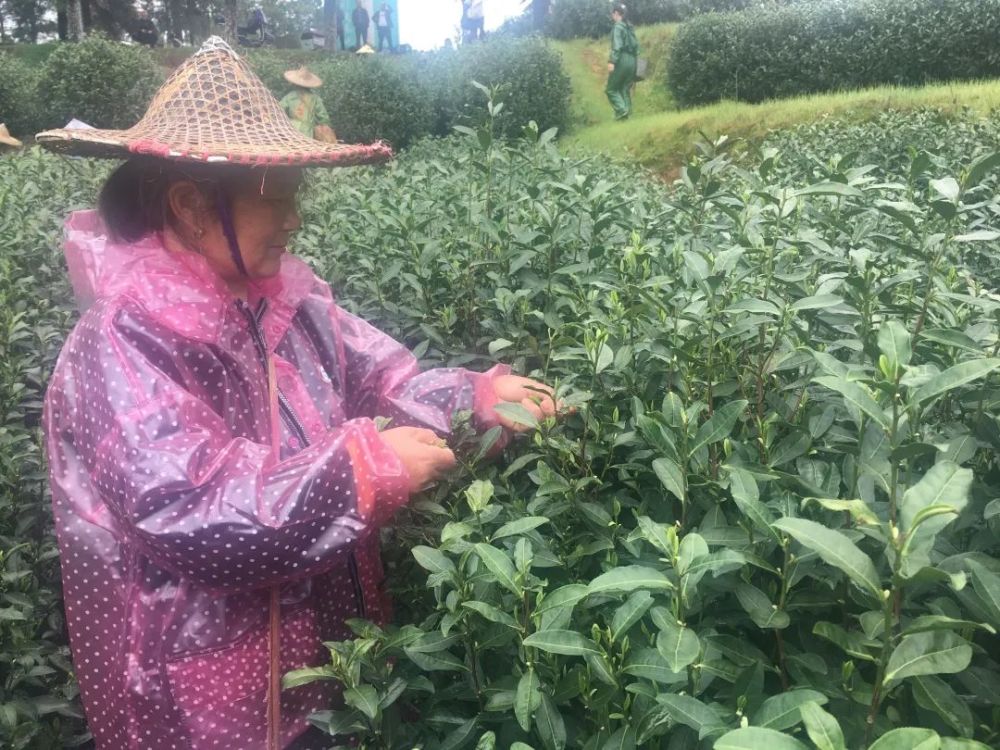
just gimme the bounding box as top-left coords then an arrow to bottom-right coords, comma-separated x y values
352,0 -> 370,48
463,0 -> 484,42
335,2 -> 346,50
606,3 -> 639,121
375,2 -> 393,52
325,0 -> 346,51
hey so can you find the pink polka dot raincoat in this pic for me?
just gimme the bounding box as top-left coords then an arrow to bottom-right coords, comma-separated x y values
44,210 -> 510,749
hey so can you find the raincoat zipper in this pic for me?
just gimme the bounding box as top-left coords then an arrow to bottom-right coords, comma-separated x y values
237,299 -> 285,750
239,302 -> 369,617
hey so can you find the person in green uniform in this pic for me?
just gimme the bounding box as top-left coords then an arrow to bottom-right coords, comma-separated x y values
279,66 -> 338,143
606,3 -> 639,121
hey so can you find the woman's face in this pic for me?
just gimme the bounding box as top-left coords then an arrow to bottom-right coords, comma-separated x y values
199,168 -> 304,281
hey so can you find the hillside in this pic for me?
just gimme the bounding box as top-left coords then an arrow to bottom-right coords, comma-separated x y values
553,23 -> 1000,175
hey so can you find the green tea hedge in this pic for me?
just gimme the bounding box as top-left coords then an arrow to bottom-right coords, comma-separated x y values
668,0 -> 1000,107
541,0 -> 797,40
5,104 -> 1000,749
8,35 -> 569,151
36,35 -> 162,130
0,52 -> 42,137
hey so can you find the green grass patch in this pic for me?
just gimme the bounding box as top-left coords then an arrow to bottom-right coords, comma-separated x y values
551,22 -> 677,129
1,41 -> 58,66
566,78 -> 1000,176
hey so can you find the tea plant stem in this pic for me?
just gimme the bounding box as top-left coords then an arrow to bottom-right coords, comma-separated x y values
912,240 -> 949,342
865,595 -> 896,745
465,634 -> 485,710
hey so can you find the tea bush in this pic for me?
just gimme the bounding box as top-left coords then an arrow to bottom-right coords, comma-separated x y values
0,52 -> 41,138
668,0 -> 1000,106
0,150 -> 106,748
5,106 -> 1000,748
418,37 -> 571,140
286,106 -> 1000,748
544,0 -> 617,40
35,35 -> 162,130
246,37 -> 570,149
315,55 -> 436,150
541,0 -> 800,39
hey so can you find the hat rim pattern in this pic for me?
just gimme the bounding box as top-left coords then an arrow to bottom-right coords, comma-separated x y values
35,37 -> 392,168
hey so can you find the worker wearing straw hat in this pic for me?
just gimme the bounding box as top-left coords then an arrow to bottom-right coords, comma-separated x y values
280,66 -> 337,144
0,124 -> 23,150
37,37 -> 561,750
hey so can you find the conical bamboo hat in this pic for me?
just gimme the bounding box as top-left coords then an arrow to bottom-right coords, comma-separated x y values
36,37 -> 391,168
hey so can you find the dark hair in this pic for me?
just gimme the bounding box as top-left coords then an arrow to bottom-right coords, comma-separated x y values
98,158 -> 252,243
612,3 -> 627,17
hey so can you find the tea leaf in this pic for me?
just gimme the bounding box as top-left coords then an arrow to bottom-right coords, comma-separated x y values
878,320 -> 912,374
690,400 -> 749,456
587,565 -> 675,595
653,457 -> 686,503
492,516 -> 550,540
515,669 -> 541,731
473,543 -> 521,596
462,601 -> 519,628
773,517 -> 882,598
534,584 -> 589,616
412,546 -> 456,576
884,632 -> 972,687
522,630 -> 601,657
799,702 -> 846,750
714,726 -> 809,749
655,618 -> 701,672
654,693 -> 726,736
610,590 -> 654,643
536,693 -> 566,750
911,359 -> 1000,405
751,689 -> 827,731
912,675 -> 975,738
867,728 -> 940,750
344,685 -> 379,721
813,376 -> 889,430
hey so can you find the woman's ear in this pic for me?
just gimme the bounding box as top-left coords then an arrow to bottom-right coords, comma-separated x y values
166,181 -> 210,240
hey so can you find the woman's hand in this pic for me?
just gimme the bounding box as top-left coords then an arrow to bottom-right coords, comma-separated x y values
608,62 -> 615,72
381,426 -> 457,493
492,374 -> 562,433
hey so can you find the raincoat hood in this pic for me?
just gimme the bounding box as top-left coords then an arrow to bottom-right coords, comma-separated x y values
64,209 -> 315,347
46,211 -> 510,748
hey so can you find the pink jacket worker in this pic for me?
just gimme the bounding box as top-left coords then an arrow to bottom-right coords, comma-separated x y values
39,38 -> 560,749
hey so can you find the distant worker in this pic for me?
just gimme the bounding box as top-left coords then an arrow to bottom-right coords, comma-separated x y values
352,0 -> 370,48
323,0 -> 346,51
375,2 -> 394,52
130,9 -> 159,47
0,124 -> 22,152
463,0 -> 484,42
606,2 -> 639,121
334,0 -> 346,50
280,67 -> 338,143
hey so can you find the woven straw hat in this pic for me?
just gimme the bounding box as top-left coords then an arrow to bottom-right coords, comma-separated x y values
0,124 -> 22,148
36,38 -> 391,168
284,66 -> 323,88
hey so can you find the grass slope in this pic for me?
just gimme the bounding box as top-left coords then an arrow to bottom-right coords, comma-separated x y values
567,80 -> 1000,176
553,23 -> 1000,175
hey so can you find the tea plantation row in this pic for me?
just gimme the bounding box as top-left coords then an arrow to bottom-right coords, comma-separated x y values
2,107 -> 1000,748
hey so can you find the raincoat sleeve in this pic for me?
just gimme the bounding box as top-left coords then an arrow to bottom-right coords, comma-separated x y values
314,95 -> 331,128
45,301 -> 411,595
610,23 -> 625,65
334,305 -> 512,439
